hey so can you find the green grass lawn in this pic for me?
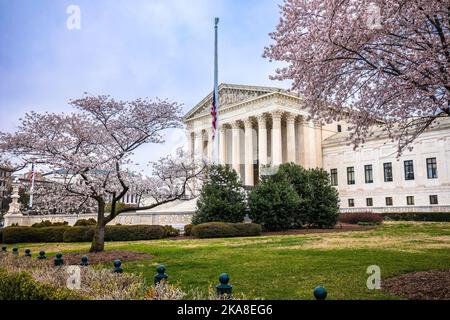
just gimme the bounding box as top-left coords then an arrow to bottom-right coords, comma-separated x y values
11,221 -> 450,300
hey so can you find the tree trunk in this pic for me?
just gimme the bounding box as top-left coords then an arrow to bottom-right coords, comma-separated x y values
90,199 -> 106,252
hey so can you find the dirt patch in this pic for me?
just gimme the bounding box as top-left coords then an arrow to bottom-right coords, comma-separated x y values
262,223 -> 374,236
383,270 -> 450,300
45,250 -> 152,265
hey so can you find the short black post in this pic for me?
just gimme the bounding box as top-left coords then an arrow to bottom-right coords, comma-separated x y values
12,247 -> 18,255
154,264 -> 168,284
113,259 -> 123,273
1,246 -> 7,252
24,249 -> 32,257
80,255 -> 89,266
313,286 -> 327,300
54,253 -> 64,266
37,251 -> 46,260
216,273 -> 232,297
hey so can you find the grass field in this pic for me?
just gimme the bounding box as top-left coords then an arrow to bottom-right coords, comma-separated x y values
12,221 -> 450,299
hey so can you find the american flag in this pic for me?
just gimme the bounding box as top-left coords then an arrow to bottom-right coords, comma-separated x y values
210,90 -> 217,141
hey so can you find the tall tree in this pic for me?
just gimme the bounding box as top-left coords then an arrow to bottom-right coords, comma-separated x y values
0,95 -> 205,252
264,0 -> 449,153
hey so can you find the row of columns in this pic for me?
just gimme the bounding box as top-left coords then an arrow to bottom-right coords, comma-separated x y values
187,111 -> 322,186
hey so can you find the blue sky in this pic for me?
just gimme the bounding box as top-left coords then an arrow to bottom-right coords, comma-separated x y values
0,0 -> 288,173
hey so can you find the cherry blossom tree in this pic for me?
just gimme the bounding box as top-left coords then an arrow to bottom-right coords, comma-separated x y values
264,0 -> 449,153
0,95 -> 206,252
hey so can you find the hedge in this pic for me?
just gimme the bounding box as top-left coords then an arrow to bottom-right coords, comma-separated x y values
382,212 -> 450,222
31,220 -> 68,228
0,268 -> 83,300
338,212 -> 383,225
73,218 -> 97,226
184,224 -> 193,236
191,222 -> 262,239
2,226 -> 70,244
64,225 -> 166,242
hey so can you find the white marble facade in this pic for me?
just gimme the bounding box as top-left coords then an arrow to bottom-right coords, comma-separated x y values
183,83 -> 450,212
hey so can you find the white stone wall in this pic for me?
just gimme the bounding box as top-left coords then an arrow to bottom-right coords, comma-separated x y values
322,119 -> 450,211
3,211 -> 194,230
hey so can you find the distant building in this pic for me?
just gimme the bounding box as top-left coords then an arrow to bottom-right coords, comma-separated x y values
183,83 -> 450,213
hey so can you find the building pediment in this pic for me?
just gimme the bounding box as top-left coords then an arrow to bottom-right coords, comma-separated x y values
183,83 -> 287,122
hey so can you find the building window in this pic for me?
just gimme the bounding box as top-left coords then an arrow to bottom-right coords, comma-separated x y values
347,167 -> 355,185
429,195 -> 438,205
364,165 -> 373,183
426,158 -> 438,179
406,196 -> 415,205
330,169 -> 338,186
383,162 -> 393,182
385,197 -> 393,206
337,124 -> 342,132
404,160 -> 415,180
366,198 -> 373,207
348,199 -> 355,207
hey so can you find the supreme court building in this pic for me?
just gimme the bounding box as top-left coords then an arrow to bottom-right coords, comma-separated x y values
183,84 -> 450,213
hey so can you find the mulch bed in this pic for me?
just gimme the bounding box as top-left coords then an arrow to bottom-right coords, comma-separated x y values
47,250 -> 153,265
261,223 -> 374,236
383,270 -> 450,300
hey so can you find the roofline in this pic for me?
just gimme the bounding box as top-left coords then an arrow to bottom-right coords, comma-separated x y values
182,83 -> 287,121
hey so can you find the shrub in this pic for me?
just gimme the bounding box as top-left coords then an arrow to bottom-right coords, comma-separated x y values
163,225 -> 180,237
248,175 -> 301,231
0,254 -> 144,300
74,218 -> 97,226
31,220 -> 69,228
338,212 -> 383,224
191,222 -> 262,239
276,164 -> 340,228
0,268 -> 82,300
184,224 -> 193,236
2,226 -> 70,244
382,212 -> 450,222
62,226 -> 95,242
233,223 -> 263,236
193,164 -> 247,224
105,225 -> 166,241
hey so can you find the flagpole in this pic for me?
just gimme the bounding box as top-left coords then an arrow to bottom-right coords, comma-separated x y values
213,17 -> 219,165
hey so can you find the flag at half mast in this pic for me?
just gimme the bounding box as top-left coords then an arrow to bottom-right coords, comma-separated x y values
210,17 -> 220,164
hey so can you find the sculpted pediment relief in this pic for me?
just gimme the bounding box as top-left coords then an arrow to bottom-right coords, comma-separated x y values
184,84 -> 282,121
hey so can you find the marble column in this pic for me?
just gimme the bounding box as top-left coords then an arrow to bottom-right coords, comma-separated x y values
271,111 -> 283,166
257,114 -> 268,168
231,121 -> 241,176
314,122 -> 323,168
244,118 -> 254,186
297,119 -> 308,168
194,130 -> 204,159
206,128 -> 213,160
286,113 -> 296,163
186,131 -> 194,159
219,126 -> 227,165
308,122 -> 317,168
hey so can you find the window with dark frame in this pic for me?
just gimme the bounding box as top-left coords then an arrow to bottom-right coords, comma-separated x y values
383,162 -> 393,182
366,198 -> 373,207
429,195 -> 438,205
406,196 -> 415,205
348,198 -> 355,207
347,167 -> 355,185
404,160 -> 414,180
385,197 -> 393,206
330,169 -> 338,186
364,165 -> 373,183
426,158 -> 438,179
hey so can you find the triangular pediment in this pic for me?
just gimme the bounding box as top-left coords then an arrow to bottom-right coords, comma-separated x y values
183,83 -> 284,121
